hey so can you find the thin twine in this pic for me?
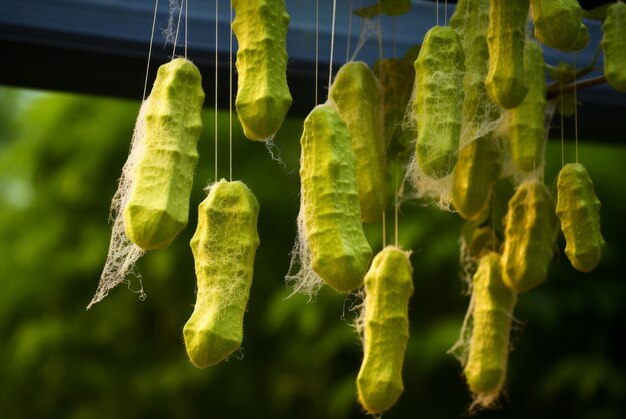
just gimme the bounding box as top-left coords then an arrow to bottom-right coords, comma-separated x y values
184,0 -> 188,58
436,0 -> 439,26
560,78 -> 564,167
229,1 -> 233,181
143,0 -> 159,100
172,0 -> 184,57
328,0 -> 338,89
214,0 -> 219,181
346,0 -> 353,62
573,54 -> 579,163
315,0 -> 319,105
445,0 -> 448,25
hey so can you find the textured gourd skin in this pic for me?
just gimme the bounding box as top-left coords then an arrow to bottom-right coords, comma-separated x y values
232,0 -> 292,140
357,246 -> 413,415
124,58 -> 204,250
450,0 -> 501,145
602,2 -> 626,92
501,181 -> 558,293
413,26 -> 465,178
184,180 -> 260,368
330,62 -> 386,223
508,39 -> 547,173
464,253 -> 516,396
485,0 -> 530,109
556,163 -> 605,272
300,104 -> 373,292
452,137 -> 502,220
531,0 -> 589,52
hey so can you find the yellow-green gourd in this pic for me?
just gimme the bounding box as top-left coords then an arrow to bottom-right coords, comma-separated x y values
602,2 -> 626,92
501,180 -> 558,292
357,246 -> 413,415
232,0 -> 292,140
184,180 -> 260,368
556,163 -> 605,272
464,252 -> 516,403
485,0 -> 530,109
329,62 -> 386,223
508,39 -> 547,173
413,26 -> 465,178
531,0 -> 589,52
450,0 -> 501,144
300,104 -> 373,292
124,58 -> 204,251
452,137 -> 502,220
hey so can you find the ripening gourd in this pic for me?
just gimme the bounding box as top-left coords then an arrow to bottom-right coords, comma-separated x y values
413,26 -> 465,178
330,62 -> 386,223
452,136 -> 502,220
464,252 -> 516,406
300,104 -> 373,292
485,0 -> 530,109
462,222 -> 502,260
602,1 -> 626,92
124,58 -> 204,251
508,39 -> 547,173
530,0 -> 589,52
357,246 -> 413,415
556,163 -> 605,272
232,0 -> 292,140
501,180 -> 558,292
184,180 -> 260,368
450,0 -> 501,145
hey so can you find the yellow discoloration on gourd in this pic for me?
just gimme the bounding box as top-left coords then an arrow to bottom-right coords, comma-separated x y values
485,0 -> 530,109
556,163 -> 605,272
330,62 -> 386,223
413,26 -> 465,179
464,252 -> 516,406
357,246 -> 413,415
184,180 -> 260,368
501,180 -> 558,293
602,2 -> 626,92
531,0 -> 589,52
300,104 -> 373,292
124,58 -> 204,250
232,0 -> 292,140
508,39 -> 547,173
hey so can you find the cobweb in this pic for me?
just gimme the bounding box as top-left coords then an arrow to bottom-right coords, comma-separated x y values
87,102 -> 149,309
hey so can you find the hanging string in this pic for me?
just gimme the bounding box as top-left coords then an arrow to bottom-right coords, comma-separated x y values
172,0 -> 184,57
143,0 -> 159,100
436,0 -> 439,27
185,0 -> 188,58
315,0 -> 319,105
215,0 -> 219,181
377,4 -> 386,247
346,0 -> 353,62
445,0 -> 448,25
328,0 -> 338,89
229,1 -> 233,181
573,54 -> 579,163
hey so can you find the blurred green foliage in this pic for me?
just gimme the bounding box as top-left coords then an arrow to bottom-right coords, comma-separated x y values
0,85 -> 625,418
